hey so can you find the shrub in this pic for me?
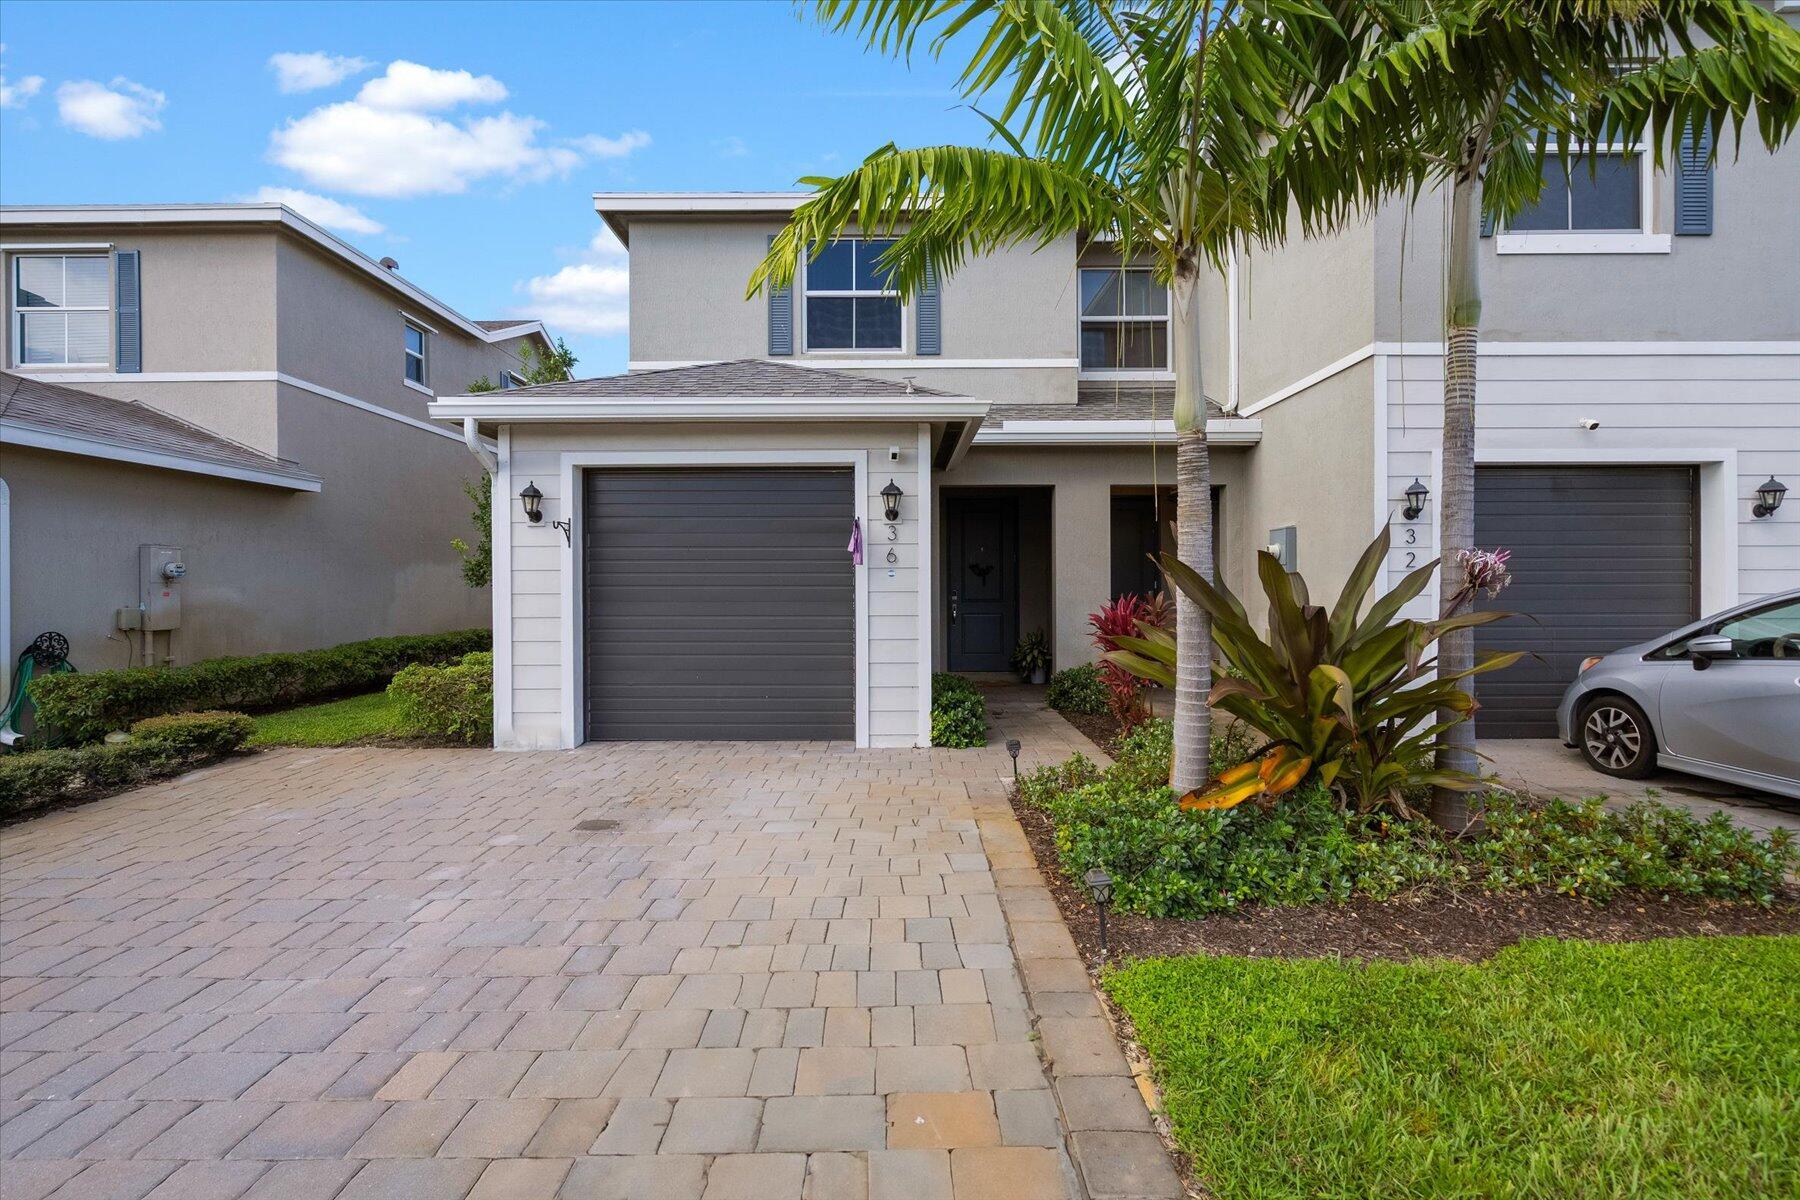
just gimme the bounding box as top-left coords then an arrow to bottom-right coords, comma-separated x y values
930,672 -> 987,748
387,651 -> 494,745
130,711 -> 256,757
1089,594 -> 1164,730
28,629 -> 490,744
1469,793 -> 1796,904
1046,663 -> 1108,715
0,713 -> 252,819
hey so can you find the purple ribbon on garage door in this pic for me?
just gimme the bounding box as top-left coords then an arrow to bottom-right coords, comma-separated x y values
847,517 -> 863,565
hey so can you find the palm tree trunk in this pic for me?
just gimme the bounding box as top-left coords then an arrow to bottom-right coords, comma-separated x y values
1432,168 -> 1483,829
1169,270 -> 1213,795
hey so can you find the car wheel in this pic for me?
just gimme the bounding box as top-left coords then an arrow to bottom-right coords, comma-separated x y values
1577,696 -> 1657,779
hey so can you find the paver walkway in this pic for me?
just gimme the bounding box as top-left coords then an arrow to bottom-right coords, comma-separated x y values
1,694 -> 1167,1199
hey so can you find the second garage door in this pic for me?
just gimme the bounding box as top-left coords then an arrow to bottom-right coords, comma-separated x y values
1473,465 -> 1698,738
582,467 -> 855,741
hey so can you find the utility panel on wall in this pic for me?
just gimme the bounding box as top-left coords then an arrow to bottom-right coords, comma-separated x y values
1268,526 -> 1297,573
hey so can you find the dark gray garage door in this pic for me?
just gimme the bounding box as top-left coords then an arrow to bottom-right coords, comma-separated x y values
1474,466 -> 1697,738
583,467 -> 855,741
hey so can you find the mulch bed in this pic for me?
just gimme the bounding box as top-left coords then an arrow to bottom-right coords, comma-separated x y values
1010,785 -> 1800,967
1054,708 -> 1125,757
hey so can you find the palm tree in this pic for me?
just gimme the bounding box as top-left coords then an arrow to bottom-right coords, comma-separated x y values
750,0 -> 1338,793
1267,0 -> 1800,826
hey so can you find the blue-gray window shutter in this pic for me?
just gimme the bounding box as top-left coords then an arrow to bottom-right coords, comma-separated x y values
114,249 -> 142,373
915,260 -> 941,355
1480,209 -> 1495,238
1675,123 -> 1714,236
767,234 -> 794,356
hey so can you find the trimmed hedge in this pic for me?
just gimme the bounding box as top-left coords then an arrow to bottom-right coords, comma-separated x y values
1045,663 -> 1108,715
0,711 -> 253,818
388,651 -> 494,745
27,630 -> 490,744
930,672 -> 988,748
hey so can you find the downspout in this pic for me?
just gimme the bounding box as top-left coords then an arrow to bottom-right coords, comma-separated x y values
0,477 -> 14,745
463,417 -> 498,474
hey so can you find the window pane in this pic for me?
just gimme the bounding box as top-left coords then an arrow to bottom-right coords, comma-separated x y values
1718,600 -> 1800,658
854,240 -> 896,292
1508,161 -> 1572,232
1080,320 -> 1167,369
17,311 -> 66,363
807,296 -> 855,348
65,311 -> 108,363
1080,269 -> 1121,316
405,325 -> 425,355
63,257 -> 110,308
854,296 -> 902,349
16,257 -> 63,308
1121,271 -> 1167,316
808,241 -> 855,292
1569,153 -> 1640,230
405,353 -> 425,383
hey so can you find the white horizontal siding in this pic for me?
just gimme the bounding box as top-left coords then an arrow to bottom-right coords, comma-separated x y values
498,421 -> 928,749
1379,347 -> 1800,622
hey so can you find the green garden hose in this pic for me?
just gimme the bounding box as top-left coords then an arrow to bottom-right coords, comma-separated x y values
1,632 -> 75,743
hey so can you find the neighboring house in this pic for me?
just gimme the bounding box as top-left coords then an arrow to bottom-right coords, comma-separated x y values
0,203 -> 549,702
444,123 -> 1796,751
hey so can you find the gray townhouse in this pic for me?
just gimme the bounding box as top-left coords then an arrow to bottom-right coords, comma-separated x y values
437,81 -> 1798,752
0,203 -> 548,695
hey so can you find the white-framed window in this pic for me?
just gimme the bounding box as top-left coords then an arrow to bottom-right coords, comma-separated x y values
13,254 -> 110,367
500,370 -> 526,390
1079,267 -> 1169,372
1497,145 -> 1667,255
804,238 -> 903,352
404,320 -> 429,388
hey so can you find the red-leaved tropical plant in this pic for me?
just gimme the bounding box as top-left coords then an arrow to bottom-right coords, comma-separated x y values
1090,593 -> 1169,732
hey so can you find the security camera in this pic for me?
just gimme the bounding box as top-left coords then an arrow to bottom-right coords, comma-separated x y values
1577,418 -> 1601,431
888,445 -> 901,463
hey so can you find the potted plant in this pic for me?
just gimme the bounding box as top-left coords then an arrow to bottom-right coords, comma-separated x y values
1011,629 -> 1052,685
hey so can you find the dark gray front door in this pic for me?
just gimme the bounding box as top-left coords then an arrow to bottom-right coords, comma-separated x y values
1474,465 -> 1698,738
946,498 -> 1018,672
582,467 -> 854,741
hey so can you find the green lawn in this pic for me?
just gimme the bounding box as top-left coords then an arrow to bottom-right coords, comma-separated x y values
248,691 -> 406,747
1105,936 -> 1799,1200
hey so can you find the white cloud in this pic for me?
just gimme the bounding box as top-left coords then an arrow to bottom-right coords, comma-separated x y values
356,60 -> 506,111
716,135 -> 749,158
268,51 -> 373,93
240,186 -> 384,235
267,61 -> 647,198
56,77 -> 165,139
573,130 -> 651,158
515,225 -> 629,336
1,73 -> 43,109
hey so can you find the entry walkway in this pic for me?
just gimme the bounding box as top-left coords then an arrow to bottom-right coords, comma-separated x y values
1,694 -> 1169,1199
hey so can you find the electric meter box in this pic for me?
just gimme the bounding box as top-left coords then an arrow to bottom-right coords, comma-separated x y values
140,544 -> 185,631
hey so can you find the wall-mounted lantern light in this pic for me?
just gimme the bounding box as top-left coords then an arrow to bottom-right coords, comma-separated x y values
1402,478 -> 1429,521
1753,476 -> 1787,519
519,481 -> 544,524
882,479 -> 904,523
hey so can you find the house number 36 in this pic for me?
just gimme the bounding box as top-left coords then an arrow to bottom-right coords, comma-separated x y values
885,521 -> 899,565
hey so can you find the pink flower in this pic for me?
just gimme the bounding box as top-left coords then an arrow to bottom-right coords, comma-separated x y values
1458,547 -> 1513,598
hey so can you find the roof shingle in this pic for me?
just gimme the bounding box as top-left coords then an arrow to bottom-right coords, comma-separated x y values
489,358 -> 960,400
988,382 -> 1226,424
0,371 -> 319,486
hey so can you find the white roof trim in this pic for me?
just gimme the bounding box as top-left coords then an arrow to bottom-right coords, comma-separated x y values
429,396 -> 990,423
0,420 -> 323,491
594,192 -> 810,243
478,321 -> 550,344
0,204 -> 553,348
977,417 -> 1261,446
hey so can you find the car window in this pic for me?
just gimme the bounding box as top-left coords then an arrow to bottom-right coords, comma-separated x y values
1716,599 -> 1800,659
1656,597 -> 1800,660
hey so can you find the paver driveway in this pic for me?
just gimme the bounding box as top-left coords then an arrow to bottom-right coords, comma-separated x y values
0,700 -> 1151,1200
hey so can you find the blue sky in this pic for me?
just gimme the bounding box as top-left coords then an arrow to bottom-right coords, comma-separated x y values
0,0 -> 989,374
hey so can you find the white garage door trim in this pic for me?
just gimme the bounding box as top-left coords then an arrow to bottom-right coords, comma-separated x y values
1472,448 -> 1738,615
559,448 -> 871,749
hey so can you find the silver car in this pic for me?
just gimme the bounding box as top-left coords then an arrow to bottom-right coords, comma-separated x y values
1557,590 -> 1800,799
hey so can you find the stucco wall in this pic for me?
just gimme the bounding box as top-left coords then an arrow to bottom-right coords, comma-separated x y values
1234,215 -> 1376,405
2,383 -> 485,674
625,220 -> 1080,406
499,421 -> 929,750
